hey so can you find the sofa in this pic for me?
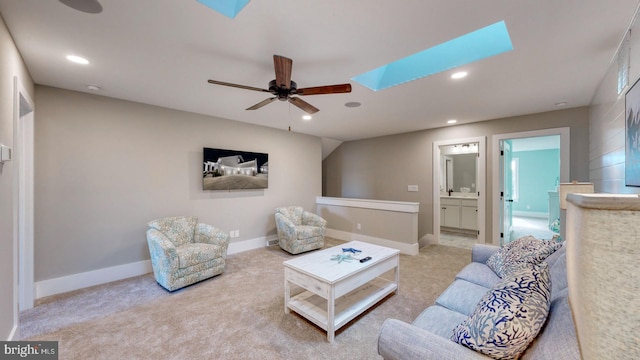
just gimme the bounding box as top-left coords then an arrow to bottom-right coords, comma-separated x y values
378,240 -> 579,359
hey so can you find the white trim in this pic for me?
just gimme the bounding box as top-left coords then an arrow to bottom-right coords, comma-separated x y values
326,228 -> 419,255
316,196 -> 419,213
512,211 -> 548,219
35,260 -> 153,299
491,127 -> 570,245
33,235 -> 274,299
227,235 -> 277,255
433,136 -> 486,246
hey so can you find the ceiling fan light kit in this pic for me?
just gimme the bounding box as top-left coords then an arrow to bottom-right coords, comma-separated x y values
59,0 -> 103,14
208,55 -> 352,115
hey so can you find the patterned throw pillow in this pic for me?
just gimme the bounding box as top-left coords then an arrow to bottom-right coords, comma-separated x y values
486,235 -> 562,278
452,262 -> 552,360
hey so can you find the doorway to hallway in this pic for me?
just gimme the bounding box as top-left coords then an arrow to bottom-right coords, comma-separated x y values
492,128 -> 570,245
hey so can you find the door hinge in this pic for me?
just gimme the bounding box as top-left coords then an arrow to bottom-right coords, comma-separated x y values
500,191 -> 504,197
500,232 -> 504,238
477,230 -> 480,235
500,150 -> 504,156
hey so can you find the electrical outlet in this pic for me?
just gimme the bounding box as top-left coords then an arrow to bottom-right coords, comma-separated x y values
234,230 -> 239,238
357,223 -> 362,230
408,185 -> 419,192
229,231 -> 235,238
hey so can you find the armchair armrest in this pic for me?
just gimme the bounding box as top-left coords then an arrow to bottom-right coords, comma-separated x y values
471,244 -> 500,263
378,319 -> 487,360
302,211 -> 327,228
195,223 -> 230,257
146,229 -> 179,271
275,213 -> 296,240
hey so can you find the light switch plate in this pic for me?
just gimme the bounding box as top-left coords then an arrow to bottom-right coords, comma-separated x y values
0,145 -> 11,162
408,185 -> 419,192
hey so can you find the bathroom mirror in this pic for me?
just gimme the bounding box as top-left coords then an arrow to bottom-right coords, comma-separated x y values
439,143 -> 478,194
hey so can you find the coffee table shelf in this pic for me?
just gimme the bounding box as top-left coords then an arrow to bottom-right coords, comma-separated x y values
288,277 -> 397,331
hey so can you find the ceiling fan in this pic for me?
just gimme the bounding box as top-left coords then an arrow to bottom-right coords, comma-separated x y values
207,55 -> 352,115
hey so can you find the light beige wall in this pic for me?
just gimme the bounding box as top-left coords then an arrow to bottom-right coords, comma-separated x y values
0,14 -> 34,339
323,107 -> 590,243
590,15 -> 640,194
34,86 -> 322,281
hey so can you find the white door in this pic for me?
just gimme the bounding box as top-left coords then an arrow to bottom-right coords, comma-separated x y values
500,140 -> 513,246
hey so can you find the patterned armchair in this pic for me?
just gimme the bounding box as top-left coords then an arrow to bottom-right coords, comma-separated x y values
275,206 -> 327,254
146,216 -> 230,291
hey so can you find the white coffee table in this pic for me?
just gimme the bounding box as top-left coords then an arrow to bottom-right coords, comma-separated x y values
283,240 -> 400,342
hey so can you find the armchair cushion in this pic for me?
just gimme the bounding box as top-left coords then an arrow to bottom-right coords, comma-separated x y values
148,216 -> 197,247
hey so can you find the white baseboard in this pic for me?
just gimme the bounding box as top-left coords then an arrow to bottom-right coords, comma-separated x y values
227,235 -> 278,255
326,228 -> 419,255
513,211 -> 548,219
35,235 -> 276,299
8,324 -> 17,341
35,260 -> 153,299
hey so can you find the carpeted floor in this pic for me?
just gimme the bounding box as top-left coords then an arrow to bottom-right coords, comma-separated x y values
18,238 -> 471,359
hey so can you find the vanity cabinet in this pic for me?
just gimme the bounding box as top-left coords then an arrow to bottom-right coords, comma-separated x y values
441,198 -> 477,231
441,198 -> 461,228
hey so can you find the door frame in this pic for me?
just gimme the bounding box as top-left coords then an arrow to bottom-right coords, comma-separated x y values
433,136 -> 486,245
491,127 -> 570,245
13,76 -> 35,314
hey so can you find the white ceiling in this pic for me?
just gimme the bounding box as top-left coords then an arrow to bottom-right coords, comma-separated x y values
1,0 -> 638,143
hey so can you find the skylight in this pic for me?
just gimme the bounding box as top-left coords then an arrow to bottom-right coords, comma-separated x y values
352,21 -> 513,91
197,0 -> 250,19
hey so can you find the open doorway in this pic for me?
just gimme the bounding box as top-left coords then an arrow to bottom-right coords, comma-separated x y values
433,137 -> 486,248
492,128 -> 569,245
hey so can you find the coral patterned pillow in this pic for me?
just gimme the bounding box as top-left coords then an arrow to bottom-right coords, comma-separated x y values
486,235 -> 562,278
452,262 -> 551,359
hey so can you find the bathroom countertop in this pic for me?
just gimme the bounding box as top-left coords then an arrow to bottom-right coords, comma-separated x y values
440,193 -> 478,200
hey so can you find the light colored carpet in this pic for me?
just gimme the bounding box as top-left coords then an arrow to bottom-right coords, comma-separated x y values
18,238 -> 471,359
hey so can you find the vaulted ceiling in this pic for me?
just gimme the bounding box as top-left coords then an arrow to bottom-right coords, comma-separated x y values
1,0 -> 638,141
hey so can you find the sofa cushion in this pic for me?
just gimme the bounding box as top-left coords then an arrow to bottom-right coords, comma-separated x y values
452,262 -> 551,360
486,235 -> 562,278
436,279 -> 490,316
456,262 -> 501,288
543,242 -> 565,268
549,253 -> 568,300
411,305 -> 469,339
522,288 -> 579,360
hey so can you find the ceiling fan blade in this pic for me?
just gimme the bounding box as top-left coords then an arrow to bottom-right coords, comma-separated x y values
246,97 -> 277,110
208,79 -> 270,93
273,55 -> 293,89
296,83 -> 352,96
288,97 -> 319,114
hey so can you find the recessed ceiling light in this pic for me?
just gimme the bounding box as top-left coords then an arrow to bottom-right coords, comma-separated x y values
302,115 -> 312,120
86,85 -> 101,91
66,55 -> 89,65
345,102 -> 361,108
447,119 -> 458,124
451,71 -> 468,79
554,101 -> 568,107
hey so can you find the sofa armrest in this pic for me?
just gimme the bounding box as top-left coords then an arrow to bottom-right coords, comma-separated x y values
195,223 -> 230,257
378,319 -> 487,360
302,211 -> 327,229
471,244 -> 500,263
